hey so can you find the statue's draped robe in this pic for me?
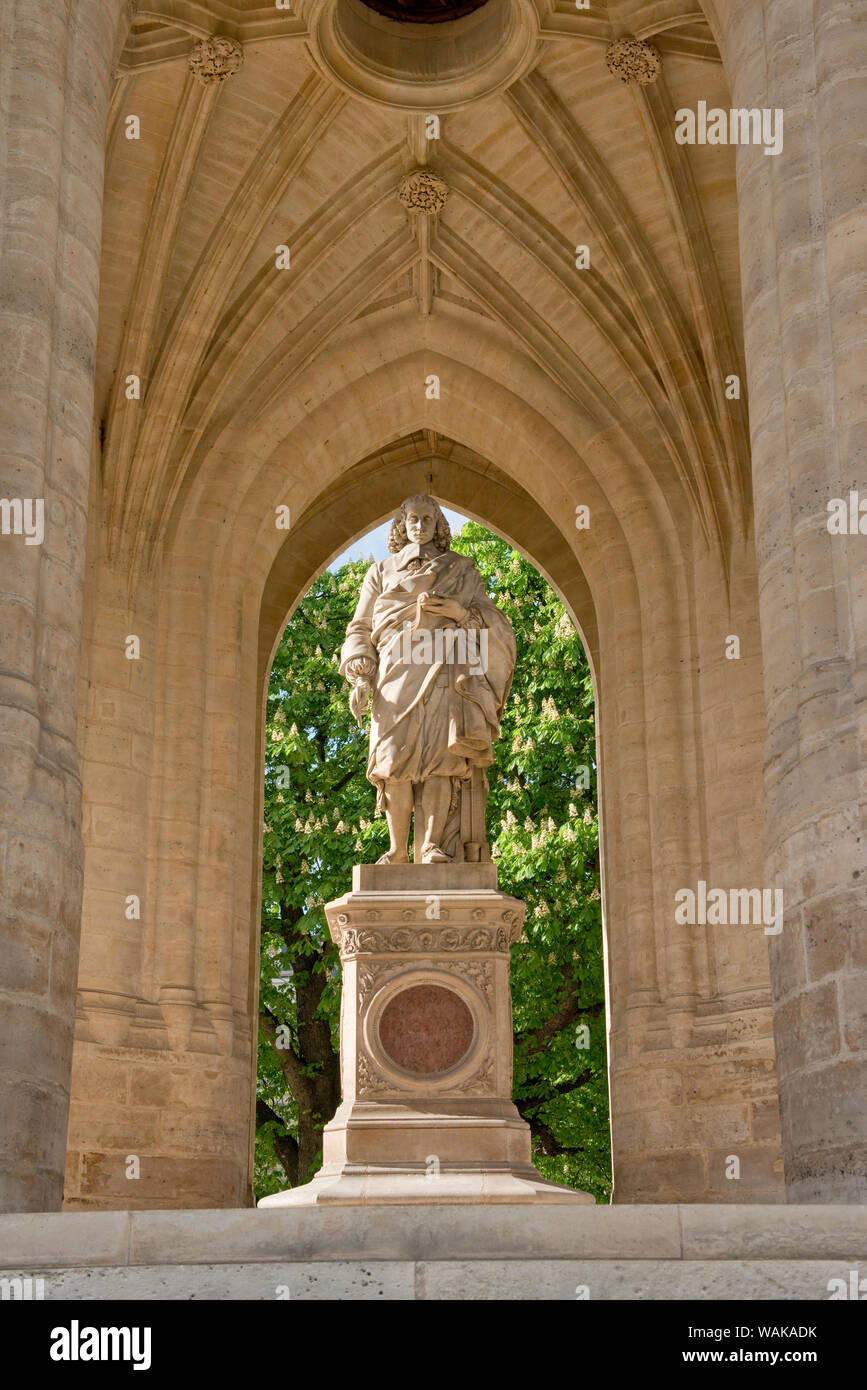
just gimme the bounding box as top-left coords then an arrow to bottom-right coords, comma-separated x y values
340,543 -> 516,812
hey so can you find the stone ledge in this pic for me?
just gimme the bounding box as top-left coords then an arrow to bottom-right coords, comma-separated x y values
0,1259 -> 859,1301
1,1205 -> 865,1271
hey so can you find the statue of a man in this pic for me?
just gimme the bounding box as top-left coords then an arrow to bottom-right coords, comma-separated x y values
340,495 -> 516,864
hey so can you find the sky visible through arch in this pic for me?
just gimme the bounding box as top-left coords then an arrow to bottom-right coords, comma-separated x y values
329,508 -> 469,568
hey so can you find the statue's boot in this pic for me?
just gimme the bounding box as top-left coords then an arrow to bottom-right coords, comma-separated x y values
420,842 -> 449,864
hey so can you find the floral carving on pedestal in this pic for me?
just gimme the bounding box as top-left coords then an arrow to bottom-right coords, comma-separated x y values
397,168 -> 449,215
440,959 -> 493,998
189,36 -> 244,85
357,1052 -> 390,1097
357,960 -> 404,1005
357,966 -> 378,1004
605,36 -> 661,86
455,1050 -> 496,1095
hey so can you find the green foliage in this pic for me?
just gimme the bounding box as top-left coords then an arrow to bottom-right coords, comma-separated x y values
256,524 -> 611,1203
257,560 -> 383,1197
451,524 -> 610,1199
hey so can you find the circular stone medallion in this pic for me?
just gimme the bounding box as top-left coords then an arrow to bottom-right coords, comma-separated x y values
303,0 -> 540,113
378,984 -> 474,1075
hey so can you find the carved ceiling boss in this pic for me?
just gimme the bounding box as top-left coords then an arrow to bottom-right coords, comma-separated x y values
340,496 -> 516,864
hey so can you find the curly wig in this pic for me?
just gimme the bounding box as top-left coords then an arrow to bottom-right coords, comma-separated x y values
387,495 -> 451,554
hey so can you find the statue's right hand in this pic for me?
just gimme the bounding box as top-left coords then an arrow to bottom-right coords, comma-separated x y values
350,679 -> 370,725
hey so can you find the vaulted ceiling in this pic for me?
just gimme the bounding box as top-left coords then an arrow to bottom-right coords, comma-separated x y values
96,0 -> 749,577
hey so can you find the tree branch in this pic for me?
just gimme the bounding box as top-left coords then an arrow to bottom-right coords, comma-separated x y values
255,1100 -> 300,1185
329,755 -> 368,798
519,966 -> 604,1058
256,1099 -> 286,1130
516,1069 -> 595,1108
278,898 -> 311,954
259,1006 -> 314,1109
526,1113 -> 586,1159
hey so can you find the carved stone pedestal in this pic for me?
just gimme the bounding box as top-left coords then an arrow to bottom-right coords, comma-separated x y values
259,865 -> 593,1206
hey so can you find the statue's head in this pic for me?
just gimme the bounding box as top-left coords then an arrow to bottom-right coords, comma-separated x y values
387,495 -> 451,554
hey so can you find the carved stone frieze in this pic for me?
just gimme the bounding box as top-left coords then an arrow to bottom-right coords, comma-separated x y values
338,924 -> 511,958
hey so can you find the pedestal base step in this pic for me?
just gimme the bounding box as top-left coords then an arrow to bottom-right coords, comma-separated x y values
258,1162 -> 595,1206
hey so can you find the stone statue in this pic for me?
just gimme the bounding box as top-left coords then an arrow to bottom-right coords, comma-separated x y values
340,495 -> 516,864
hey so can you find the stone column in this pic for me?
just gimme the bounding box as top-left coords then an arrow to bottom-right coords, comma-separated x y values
707,0 -> 867,1200
0,0 -> 125,1211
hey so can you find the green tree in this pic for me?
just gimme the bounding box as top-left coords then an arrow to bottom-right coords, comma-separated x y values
256,523 -> 611,1201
